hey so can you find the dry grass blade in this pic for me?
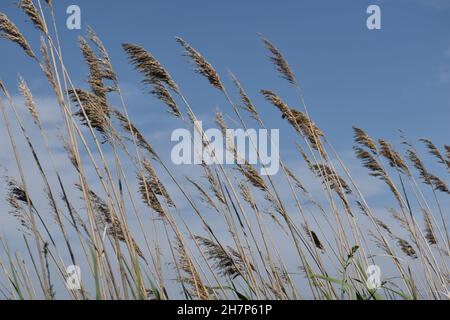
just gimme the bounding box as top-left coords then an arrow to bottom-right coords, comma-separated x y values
176,37 -> 224,91
0,12 -> 35,58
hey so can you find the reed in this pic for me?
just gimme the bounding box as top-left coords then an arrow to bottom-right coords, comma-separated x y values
0,2 -> 448,300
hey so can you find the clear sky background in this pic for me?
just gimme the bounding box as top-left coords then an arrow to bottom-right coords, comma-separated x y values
0,0 -> 449,298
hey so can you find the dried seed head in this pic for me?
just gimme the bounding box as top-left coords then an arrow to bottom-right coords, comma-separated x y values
18,0 -> 45,32
195,236 -> 246,279
18,77 -> 41,129
420,138 -> 449,170
39,38 -> 57,91
259,34 -> 296,85
138,175 -> 165,217
79,37 -> 110,105
87,27 -> 117,83
80,185 -> 145,259
353,127 -> 378,154
113,109 -> 159,159
290,109 -> 324,154
151,82 -> 181,118
123,43 -> 179,92
261,90 -> 293,122
142,158 -> 175,208
69,88 -> 111,140
0,12 -> 35,58
302,224 -> 324,251
237,163 -> 269,193
445,145 -> 450,161
186,177 -> 219,212
229,72 -> 261,124
312,164 -> 352,215
379,139 -> 410,175
284,166 -> 307,193
176,37 -> 224,91
396,237 -> 417,259
62,137 -> 80,172
201,162 -> 226,205
176,238 -> 209,300
406,149 -> 429,183
5,177 -> 32,232
354,147 -> 402,204
238,181 -> 256,210
422,209 -> 437,245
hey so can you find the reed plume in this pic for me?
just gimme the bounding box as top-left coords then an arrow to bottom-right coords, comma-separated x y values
302,225 -> 324,251
176,37 -> 224,91
422,209 -> 437,245
229,72 -> 261,124
0,12 -> 35,58
18,77 -> 42,129
123,43 -> 181,117
379,139 -> 410,175
420,138 -> 449,170
259,34 -> 296,85
195,236 -> 245,279
353,127 -> 378,154
123,43 -> 179,92
113,109 -> 158,159
18,0 -> 45,32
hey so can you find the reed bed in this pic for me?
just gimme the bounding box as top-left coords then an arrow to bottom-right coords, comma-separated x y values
0,1 -> 448,300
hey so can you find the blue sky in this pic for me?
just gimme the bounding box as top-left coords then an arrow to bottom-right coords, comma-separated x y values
0,0 -> 449,298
